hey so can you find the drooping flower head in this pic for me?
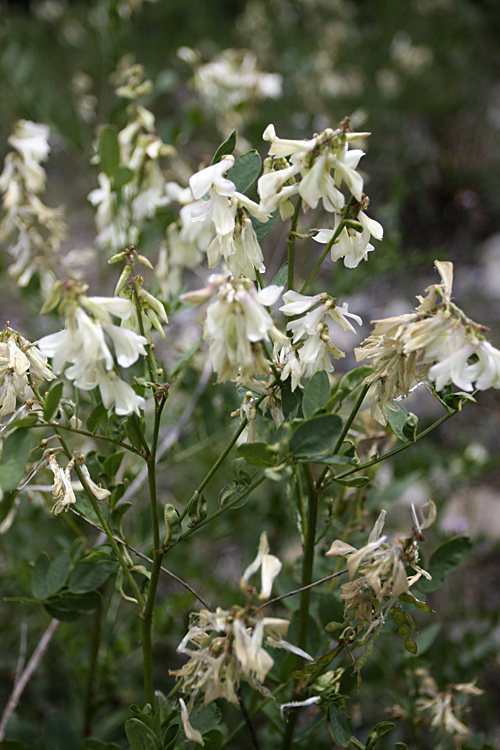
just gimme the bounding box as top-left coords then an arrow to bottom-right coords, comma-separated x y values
355,261 -> 500,423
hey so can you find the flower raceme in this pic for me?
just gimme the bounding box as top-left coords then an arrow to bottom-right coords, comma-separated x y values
258,120 -> 369,219
0,328 -> 54,418
325,503 -> 435,636
182,274 -> 283,383
38,291 -> 149,416
355,260 -> 500,423
277,290 -> 362,389
170,533 -> 311,741
188,156 -> 269,280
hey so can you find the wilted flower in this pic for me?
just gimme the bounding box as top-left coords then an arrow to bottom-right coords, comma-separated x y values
171,534 -> 311,712
48,454 -> 76,515
415,668 -> 484,742
355,261 -> 500,423
325,505 -> 434,633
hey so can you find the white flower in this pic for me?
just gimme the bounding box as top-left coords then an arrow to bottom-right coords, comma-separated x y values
80,463 -> 111,501
313,210 -> 383,268
179,699 -> 204,747
189,157 -> 236,236
48,455 -> 76,515
203,276 -> 282,382
241,531 -> 282,600
97,368 -> 145,416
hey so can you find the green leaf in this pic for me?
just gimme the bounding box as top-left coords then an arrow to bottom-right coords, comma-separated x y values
415,623 -> 441,656
329,704 -> 352,747
250,207 -> 279,241
81,740 -> 123,750
8,413 -> 39,429
46,550 -> 71,595
47,590 -> 102,613
332,475 -> 370,488
210,130 -> 236,164
444,390 -> 476,410
102,452 -> 125,477
429,535 -> 473,575
110,502 -> 131,536
32,552 -> 50,600
326,365 -> 373,409
163,725 -> 180,750
164,504 -> 182,545
385,401 -> 418,442
272,262 -> 288,287
187,491 -> 207,526
302,370 -> 331,419
227,149 -> 262,193
112,166 -> 134,190
74,493 -> 110,527
218,482 -> 249,510
297,454 -> 351,466
86,402 -> 107,433
0,429 -> 31,492
99,125 -> 120,177
69,561 -> 115,594
125,718 -> 162,750
43,381 -> 63,422
417,567 -> 446,593
395,744 -> 409,750
189,703 -> 222,735
127,416 -> 145,452
281,377 -> 302,419
366,721 -> 395,749
289,415 -> 342,457
238,442 -> 277,467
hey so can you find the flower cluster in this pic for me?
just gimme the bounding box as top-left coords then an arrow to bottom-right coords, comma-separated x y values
179,47 -> 282,137
258,120 -> 368,219
88,61 -> 174,252
182,274 -> 282,383
414,668 -> 484,741
47,453 -> 111,515
38,286 -> 148,415
355,261 -> 500,423
325,503 -> 435,637
170,533 -> 310,742
312,201 -> 383,269
0,328 -> 54,418
0,120 -> 67,290
276,290 -> 362,390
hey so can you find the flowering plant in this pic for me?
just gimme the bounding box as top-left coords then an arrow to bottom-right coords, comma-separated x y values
0,66 -> 493,748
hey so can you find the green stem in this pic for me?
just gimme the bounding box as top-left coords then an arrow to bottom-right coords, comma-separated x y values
297,464 -> 318,654
287,197 -> 302,291
317,383 -> 370,488
29,422 -> 144,458
219,683 -> 288,749
141,395 -> 167,706
324,404 -> 462,487
179,475 -> 266,541
282,464 -> 318,750
300,196 -> 355,294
